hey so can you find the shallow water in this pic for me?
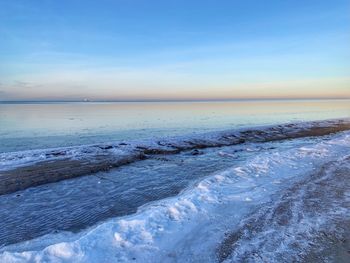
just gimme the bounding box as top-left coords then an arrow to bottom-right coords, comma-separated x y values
1,99 -> 349,152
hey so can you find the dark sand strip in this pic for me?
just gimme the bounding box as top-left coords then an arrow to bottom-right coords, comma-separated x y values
0,153 -> 145,196
1,119 -> 350,196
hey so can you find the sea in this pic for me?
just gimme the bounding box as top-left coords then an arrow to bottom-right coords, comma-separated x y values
1,99 -> 349,153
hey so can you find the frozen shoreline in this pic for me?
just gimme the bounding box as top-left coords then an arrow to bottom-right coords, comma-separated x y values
1,118 -> 350,195
218,156 -> 350,262
1,129 -> 349,262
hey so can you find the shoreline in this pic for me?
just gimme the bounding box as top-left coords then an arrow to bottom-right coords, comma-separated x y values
1,125 -> 349,262
1,118 -> 350,196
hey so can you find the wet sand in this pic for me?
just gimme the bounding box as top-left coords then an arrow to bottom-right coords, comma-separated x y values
301,221 -> 350,263
217,157 -> 350,262
1,119 -> 350,196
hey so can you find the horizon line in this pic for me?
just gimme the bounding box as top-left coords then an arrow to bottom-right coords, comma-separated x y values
1,97 -> 350,104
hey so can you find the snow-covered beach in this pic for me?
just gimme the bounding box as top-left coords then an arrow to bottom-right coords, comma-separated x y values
1,118 -> 349,262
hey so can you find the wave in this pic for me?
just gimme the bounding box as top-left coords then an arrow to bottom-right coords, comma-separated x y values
1,129 -> 349,262
1,118 -> 349,195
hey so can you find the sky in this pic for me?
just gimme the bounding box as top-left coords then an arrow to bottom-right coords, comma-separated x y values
0,0 -> 349,101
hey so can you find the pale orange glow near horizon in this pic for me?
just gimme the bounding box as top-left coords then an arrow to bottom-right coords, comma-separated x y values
1,76 -> 349,101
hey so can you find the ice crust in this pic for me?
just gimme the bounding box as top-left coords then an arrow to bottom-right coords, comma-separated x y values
1,118 -> 349,172
1,129 -> 349,262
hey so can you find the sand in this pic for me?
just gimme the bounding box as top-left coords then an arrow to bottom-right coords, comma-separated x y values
217,157 -> 350,262
1,119 -> 350,196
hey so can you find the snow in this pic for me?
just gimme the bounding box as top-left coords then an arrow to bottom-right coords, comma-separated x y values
1,129 -> 349,262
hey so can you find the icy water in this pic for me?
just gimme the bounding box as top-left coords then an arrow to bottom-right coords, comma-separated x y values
1,99 -> 349,153
0,100 -> 350,263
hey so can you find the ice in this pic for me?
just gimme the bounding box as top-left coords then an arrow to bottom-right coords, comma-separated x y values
221,154 -> 350,262
1,129 -> 349,262
1,118 -> 349,173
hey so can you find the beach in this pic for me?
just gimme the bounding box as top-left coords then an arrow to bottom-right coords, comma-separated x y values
218,156 -> 350,262
0,114 -> 349,262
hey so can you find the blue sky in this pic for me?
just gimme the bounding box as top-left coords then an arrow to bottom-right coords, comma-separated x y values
0,0 -> 349,100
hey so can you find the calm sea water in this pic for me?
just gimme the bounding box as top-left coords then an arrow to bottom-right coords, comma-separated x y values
0,99 -> 349,153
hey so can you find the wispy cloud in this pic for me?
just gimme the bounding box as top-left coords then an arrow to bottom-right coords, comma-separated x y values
13,81 -> 35,89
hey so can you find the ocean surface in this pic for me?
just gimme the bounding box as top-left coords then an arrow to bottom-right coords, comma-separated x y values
1,99 -> 349,153
0,100 -> 350,263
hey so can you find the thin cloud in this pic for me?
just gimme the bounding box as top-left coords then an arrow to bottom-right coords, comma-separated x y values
13,81 -> 33,89
12,81 -> 43,90
0,89 -> 10,100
